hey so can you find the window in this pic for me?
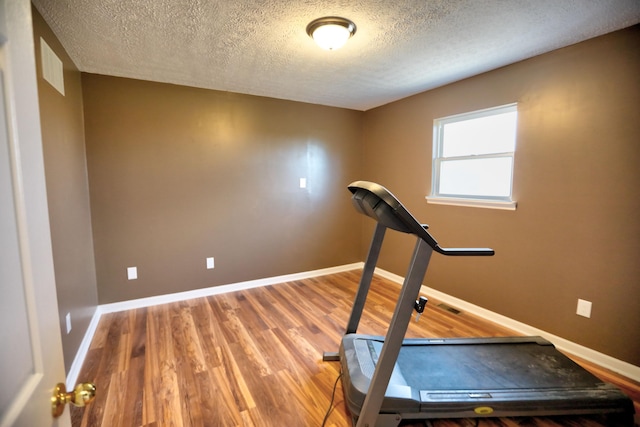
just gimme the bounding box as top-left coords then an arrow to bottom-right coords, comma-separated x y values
427,104 -> 517,210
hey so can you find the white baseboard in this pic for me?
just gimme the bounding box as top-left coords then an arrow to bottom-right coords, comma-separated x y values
99,262 -> 364,314
66,262 -> 364,386
66,306 -> 102,389
375,267 -> 640,383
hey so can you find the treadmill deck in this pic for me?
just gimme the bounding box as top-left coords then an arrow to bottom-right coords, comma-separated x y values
340,334 -> 634,420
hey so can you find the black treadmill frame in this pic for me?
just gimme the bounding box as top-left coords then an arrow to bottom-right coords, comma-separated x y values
324,181 -> 634,427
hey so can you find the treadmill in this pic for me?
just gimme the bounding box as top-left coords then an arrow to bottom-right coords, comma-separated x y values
323,181 -> 634,427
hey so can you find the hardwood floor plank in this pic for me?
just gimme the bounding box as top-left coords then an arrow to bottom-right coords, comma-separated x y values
153,305 -> 185,427
190,299 -> 224,369
121,354 -> 145,427
172,305 -> 207,375
71,271 -> 639,427
254,297 -> 303,335
232,291 -> 271,333
216,337 -> 256,413
88,313 -> 113,350
99,371 -> 124,426
206,367 -> 247,426
226,315 -> 273,378
171,316 -> 205,427
71,312 -> 124,426
142,307 -> 159,426
104,312 -> 127,376
252,329 -> 297,374
272,327 -> 322,378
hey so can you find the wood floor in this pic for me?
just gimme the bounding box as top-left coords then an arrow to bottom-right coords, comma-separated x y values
71,271 -> 639,427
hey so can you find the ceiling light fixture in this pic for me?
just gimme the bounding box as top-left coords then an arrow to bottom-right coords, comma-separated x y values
306,16 -> 357,51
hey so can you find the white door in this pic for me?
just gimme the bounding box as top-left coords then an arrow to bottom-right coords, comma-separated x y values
0,1 -> 70,426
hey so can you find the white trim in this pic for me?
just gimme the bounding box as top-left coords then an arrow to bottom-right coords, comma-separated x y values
374,267 -> 640,382
66,307 -> 102,389
437,103 -> 518,124
426,196 -> 517,210
66,262 -> 364,386
99,263 -> 363,314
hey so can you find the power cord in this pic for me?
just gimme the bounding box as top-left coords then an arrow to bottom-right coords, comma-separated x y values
321,371 -> 343,427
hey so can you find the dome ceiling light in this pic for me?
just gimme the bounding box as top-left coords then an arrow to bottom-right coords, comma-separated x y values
306,16 -> 357,51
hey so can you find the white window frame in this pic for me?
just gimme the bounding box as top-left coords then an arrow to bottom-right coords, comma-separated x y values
427,104 -> 518,210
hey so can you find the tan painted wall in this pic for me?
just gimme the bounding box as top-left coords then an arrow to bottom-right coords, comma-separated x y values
362,25 -> 640,365
31,7 -> 99,373
81,75 -> 364,304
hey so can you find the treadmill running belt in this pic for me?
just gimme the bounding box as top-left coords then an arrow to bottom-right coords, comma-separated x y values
369,340 -> 602,391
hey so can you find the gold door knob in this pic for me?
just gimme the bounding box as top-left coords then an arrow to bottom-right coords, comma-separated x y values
51,382 -> 96,418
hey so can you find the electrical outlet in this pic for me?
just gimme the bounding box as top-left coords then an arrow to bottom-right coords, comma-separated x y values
65,312 -> 72,334
206,257 -> 215,269
299,177 -> 307,188
127,266 -> 138,280
576,299 -> 592,318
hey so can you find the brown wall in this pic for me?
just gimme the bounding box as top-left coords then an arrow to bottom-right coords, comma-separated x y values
362,25 -> 640,365
81,75 -> 364,304
31,7 -> 99,373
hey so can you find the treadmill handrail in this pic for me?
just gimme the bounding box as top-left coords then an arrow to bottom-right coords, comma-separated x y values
435,246 -> 494,256
348,181 -> 494,256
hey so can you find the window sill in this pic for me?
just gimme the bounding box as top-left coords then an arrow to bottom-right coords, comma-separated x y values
426,196 -> 517,211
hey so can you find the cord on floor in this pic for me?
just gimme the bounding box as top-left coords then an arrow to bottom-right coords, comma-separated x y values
321,371 -> 343,427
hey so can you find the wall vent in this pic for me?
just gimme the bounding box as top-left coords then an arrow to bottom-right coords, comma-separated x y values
437,303 -> 461,315
40,37 -> 65,96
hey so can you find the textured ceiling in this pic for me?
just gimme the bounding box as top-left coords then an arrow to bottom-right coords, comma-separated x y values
32,0 -> 640,111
